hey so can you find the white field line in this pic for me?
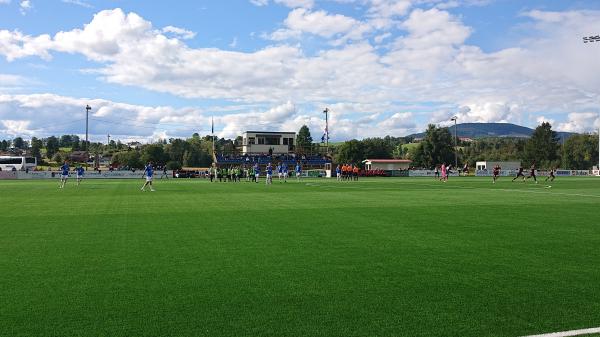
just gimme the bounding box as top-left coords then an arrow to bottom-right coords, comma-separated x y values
521,327 -> 600,337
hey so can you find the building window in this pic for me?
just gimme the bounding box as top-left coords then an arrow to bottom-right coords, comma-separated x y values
258,137 -> 265,145
265,137 -> 280,145
249,137 -> 255,145
283,138 -> 288,145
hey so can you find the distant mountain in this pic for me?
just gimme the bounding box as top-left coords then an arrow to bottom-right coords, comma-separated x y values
408,123 -> 574,140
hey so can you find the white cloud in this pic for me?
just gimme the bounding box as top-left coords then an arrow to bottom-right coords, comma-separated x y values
0,7 -> 599,137
0,0 -> 11,4
249,0 -> 269,6
161,26 -> 196,40
268,8 -> 371,42
229,37 -> 238,48
19,0 -> 32,15
61,0 -> 93,8
1,119 -> 33,137
274,0 -> 314,8
558,112 -> 600,133
536,116 -> 555,126
249,0 -> 314,8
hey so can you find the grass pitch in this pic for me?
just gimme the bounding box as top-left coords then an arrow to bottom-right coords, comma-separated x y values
1,177 -> 599,337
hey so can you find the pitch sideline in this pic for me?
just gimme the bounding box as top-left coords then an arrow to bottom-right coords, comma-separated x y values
521,327 -> 600,337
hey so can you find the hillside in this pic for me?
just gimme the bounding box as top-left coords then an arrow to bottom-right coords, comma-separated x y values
408,123 -> 574,140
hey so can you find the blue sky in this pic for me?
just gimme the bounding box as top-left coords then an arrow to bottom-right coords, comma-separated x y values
0,0 -> 599,142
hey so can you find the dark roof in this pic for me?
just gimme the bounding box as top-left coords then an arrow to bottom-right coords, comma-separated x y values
244,131 -> 296,135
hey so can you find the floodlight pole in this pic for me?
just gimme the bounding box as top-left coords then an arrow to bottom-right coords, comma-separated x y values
85,105 -> 91,151
451,116 -> 458,168
323,108 -> 329,155
582,34 -> 600,172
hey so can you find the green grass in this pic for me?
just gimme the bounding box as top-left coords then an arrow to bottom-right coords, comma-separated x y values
1,177 -> 599,337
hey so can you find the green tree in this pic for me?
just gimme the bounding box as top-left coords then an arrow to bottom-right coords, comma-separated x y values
413,125 -> 454,168
523,122 -> 559,167
335,139 -> 365,165
392,144 -> 407,159
45,136 -> 60,159
362,138 -> 394,159
52,152 -> 63,163
59,135 -> 73,148
141,144 -> 167,165
13,137 -> 25,149
71,135 -> 81,151
0,139 -> 9,151
296,125 -> 313,153
112,151 -> 143,169
30,137 -> 43,160
183,147 -> 209,167
166,138 -> 188,164
562,134 -> 599,169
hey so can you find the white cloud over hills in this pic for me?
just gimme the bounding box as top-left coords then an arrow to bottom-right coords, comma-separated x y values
0,2 -> 599,141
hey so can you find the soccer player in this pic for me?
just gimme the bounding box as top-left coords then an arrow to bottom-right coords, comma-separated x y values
277,163 -> 283,182
59,160 -> 70,189
266,163 -> 273,185
76,165 -> 85,186
462,163 -> 469,176
282,163 -> 288,183
526,163 -> 538,184
492,164 -> 501,184
209,165 -> 216,182
336,164 -> 341,181
545,167 -> 556,182
441,163 -> 447,182
254,163 -> 260,183
512,166 -> 525,182
295,162 -> 302,181
141,162 -> 155,191
353,165 -> 359,181
434,166 -> 440,180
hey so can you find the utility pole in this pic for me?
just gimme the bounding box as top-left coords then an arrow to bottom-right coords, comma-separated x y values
323,108 -> 329,155
107,133 -> 111,147
451,116 -> 458,168
85,105 -> 91,151
582,34 -> 600,173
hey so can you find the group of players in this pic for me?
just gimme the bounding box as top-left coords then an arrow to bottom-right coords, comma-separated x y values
58,159 -> 559,190
335,164 -> 360,181
491,163 -> 556,184
58,161 -> 86,189
58,160 -> 157,191
208,162 -> 303,185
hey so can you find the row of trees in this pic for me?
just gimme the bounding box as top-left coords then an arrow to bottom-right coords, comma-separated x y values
330,122 -> 597,169
1,123 -> 598,170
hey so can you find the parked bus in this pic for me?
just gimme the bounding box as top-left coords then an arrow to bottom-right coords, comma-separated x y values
0,156 -> 37,171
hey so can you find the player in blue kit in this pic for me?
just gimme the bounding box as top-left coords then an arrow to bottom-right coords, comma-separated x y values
141,162 -> 155,191
282,163 -> 288,183
76,165 -> 85,186
266,163 -> 273,185
277,163 -> 283,182
254,163 -> 260,183
295,162 -> 302,182
59,160 -> 70,189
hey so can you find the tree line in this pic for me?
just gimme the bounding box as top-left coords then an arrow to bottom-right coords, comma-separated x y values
1,123 -> 598,170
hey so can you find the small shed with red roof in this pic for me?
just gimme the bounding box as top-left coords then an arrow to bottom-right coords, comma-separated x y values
362,159 -> 412,171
